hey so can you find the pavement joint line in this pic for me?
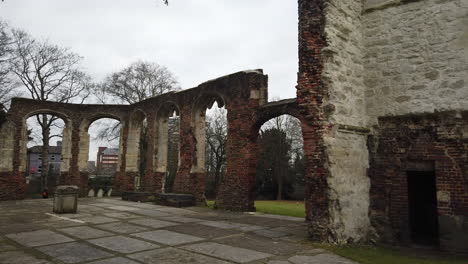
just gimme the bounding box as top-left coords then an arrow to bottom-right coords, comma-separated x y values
45,213 -> 86,224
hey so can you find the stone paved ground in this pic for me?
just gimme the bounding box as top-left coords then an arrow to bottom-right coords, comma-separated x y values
0,198 -> 358,264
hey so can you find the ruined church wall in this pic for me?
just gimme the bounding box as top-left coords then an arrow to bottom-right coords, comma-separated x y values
323,0 -> 367,127
363,0 -> 468,125
321,0 -> 372,242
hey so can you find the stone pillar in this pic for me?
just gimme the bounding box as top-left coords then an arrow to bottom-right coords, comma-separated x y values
63,120 -> 82,190
114,121 -> 130,193
59,125 -> 72,182
151,116 -> 169,193
114,115 -> 144,193
77,125 -> 90,195
172,106 -> 206,201
0,120 -> 26,200
141,117 -> 163,193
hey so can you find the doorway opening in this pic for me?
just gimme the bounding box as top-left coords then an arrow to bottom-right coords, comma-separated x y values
407,170 -> 439,246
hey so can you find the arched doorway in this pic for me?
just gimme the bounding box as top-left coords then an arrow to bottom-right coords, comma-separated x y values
253,114 -> 305,215
23,111 -> 71,198
83,116 -> 122,197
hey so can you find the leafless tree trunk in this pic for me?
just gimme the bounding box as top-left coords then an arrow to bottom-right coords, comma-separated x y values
206,107 -> 227,195
9,29 -> 91,191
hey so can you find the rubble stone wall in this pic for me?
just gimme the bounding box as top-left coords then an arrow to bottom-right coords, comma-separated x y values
363,0 -> 468,124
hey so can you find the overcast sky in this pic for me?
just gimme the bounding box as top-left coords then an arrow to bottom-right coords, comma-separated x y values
1,0 -> 298,161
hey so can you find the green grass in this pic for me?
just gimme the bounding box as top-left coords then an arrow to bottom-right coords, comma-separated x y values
206,200 -> 305,218
312,243 -> 468,264
253,200 -> 305,218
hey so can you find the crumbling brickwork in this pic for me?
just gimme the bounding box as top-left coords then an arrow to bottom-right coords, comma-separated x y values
0,71 -> 271,208
369,111 -> 468,251
0,0 -> 466,252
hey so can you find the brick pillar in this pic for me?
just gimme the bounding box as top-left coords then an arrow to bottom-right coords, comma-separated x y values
172,105 -> 205,202
297,0 -> 331,240
215,72 -> 268,211
215,102 -> 258,211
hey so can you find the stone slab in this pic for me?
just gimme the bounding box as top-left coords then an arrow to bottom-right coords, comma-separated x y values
128,247 -> 230,264
0,251 -> 51,264
166,224 -> 241,239
289,254 -> 357,264
132,230 -> 204,246
181,242 -> 272,263
158,216 -> 204,223
0,240 -> 17,251
59,226 -> 113,239
89,257 -> 140,264
129,218 -> 177,229
132,209 -> 171,218
80,216 -> 120,224
103,212 -> 141,219
108,206 -> 139,212
156,193 -> 195,207
37,242 -> 113,263
88,203 -> 116,208
216,234 -> 305,255
96,222 -> 149,234
198,220 -> 240,229
6,229 -> 74,247
253,229 -> 289,238
122,192 -> 156,203
88,236 -> 159,254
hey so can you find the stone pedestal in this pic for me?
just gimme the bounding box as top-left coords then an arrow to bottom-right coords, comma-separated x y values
156,193 -> 196,207
53,185 -> 79,214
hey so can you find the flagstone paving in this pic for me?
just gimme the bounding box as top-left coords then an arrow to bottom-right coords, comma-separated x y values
0,198 -> 358,264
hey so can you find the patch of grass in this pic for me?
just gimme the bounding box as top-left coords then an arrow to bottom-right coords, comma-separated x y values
312,243 -> 468,264
206,200 -> 215,208
254,200 -> 305,218
205,200 -> 305,218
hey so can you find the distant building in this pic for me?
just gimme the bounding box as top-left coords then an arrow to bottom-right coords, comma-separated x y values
27,141 -> 62,178
87,161 -> 96,174
96,147 -> 119,175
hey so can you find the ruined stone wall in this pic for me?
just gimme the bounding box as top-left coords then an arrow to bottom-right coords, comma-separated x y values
369,111 -> 468,252
323,0 -> 367,127
363,0 -> 468,125
320,0 -> 372,243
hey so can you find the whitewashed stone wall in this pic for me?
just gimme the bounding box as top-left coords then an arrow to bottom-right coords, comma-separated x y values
363,0 -> 468,124
324,130 -> 371,242
322,0 -> 372,242
323,0 -> 367,127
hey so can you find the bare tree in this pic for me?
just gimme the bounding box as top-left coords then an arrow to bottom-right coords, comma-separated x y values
96,61 -> 179,177
0,20 -> 21,106
100,61 -> 179,105
9,29 -> 92,190
96,61 -> 179,142
205,107 -> 227,196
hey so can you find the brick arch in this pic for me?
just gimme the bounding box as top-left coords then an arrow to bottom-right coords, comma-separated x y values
80,113 -> 122,132
22,109 -> 71,124
253,98 -> 302,133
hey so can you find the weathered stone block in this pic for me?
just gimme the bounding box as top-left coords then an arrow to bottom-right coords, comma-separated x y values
156,193 -> 196,207
53,185 -> 79,214
121,191 -> 156,202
